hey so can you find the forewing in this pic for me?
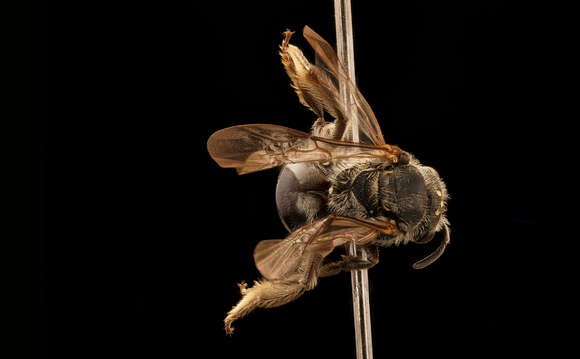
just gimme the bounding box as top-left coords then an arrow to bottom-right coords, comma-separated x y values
207,124 -> 392,175
302,26 -> 386,145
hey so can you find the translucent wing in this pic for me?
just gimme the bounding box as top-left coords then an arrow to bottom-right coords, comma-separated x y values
207,124 -> 402,175
254,216 -> 397,280
253,218 -> 336,281
280,26 -> 386,145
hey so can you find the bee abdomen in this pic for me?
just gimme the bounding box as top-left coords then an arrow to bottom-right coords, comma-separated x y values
276,163 -> 329,232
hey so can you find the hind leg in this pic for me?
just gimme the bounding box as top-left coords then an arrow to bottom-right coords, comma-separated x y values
224,254 -> 324,334
224,279 -> 306,334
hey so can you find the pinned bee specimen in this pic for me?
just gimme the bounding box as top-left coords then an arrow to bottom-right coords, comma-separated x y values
207,26 -> 450,334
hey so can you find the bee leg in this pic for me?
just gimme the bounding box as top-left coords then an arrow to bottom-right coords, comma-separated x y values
312,117 -> 326,133
364,245 -> 380,267
319,246 -> 379,277
236,281 -> 248,295
224,279 -> 307,334
312,117 -> 340,139
224,254 -> 324,334
318,260 -> 346,277
338,254 -> 376,270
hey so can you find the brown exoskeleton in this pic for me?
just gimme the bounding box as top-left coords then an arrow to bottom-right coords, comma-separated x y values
207,26 -> 450,334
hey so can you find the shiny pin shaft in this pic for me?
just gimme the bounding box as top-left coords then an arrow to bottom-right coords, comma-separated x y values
334,1 -> 374,359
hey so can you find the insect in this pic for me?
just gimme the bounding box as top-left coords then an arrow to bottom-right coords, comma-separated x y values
207,26 -> 450,334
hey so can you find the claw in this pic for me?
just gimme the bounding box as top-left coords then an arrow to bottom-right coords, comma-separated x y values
237,281 -> 248,295
224,318 -> 235,335
280,29 -> 295,51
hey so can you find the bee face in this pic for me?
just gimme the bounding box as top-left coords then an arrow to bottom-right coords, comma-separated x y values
376,164 -> 448,243
378,164 -> 428,229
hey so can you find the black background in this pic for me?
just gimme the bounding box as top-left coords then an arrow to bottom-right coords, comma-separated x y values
46,1 -> 570,357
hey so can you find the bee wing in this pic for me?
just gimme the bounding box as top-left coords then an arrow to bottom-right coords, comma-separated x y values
303,26 -> 386,145
254,216 -> 396,280
207,124 -> 398,175
281,26 -> 386,146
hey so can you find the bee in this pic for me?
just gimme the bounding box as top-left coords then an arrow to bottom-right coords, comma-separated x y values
207,26 -> 450,334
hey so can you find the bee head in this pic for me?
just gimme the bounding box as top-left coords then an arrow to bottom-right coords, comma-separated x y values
378,164 -> 427,230
378,164 -> 450,268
